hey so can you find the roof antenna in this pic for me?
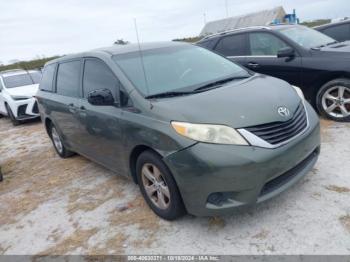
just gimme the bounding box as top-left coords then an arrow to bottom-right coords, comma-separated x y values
133,18 -> 150,100
20,62 -> 35,84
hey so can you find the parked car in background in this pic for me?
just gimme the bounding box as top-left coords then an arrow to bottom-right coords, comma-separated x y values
36,42 -> 320,220
197,24 -> 350,121
314,19 -> 350,42
0,69 -> 42,125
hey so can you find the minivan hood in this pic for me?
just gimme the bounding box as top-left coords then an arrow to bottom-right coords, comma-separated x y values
151,74 -> 301,128
5,84 -> 39,97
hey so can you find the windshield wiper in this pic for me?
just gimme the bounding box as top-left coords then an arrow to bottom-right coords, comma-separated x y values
145,75 -> 251,99
193,75 -> 250,92
145,91 -> 194,99
313,41 -> 339,49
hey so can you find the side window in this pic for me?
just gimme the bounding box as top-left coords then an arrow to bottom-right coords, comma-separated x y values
0,78 -> 3,91
214,34 -> 247,56
56,60 -> 81,97
197,39 -> 215,50
249,33 -> 289,56
83,59 -> 119,101
40,64 -> 56,92
215,34 -> 247,56
322,24 -> 350,42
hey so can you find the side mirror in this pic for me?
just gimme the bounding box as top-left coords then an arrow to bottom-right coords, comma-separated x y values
277,47 -> 295,58
87,89 -> 115,106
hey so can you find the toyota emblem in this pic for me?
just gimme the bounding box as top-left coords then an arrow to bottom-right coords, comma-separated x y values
278,107 -> 290,117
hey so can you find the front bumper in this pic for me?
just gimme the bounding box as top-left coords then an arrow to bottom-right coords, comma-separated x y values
12,97 -> 40,120
164,103 -> 320,216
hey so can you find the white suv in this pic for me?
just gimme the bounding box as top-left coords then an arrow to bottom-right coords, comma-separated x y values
0,69 -> 42,125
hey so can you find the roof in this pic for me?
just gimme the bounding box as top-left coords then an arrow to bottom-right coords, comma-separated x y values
0,69 -> 39,77
200,24 -> 299,41
200,6 -> 286,36
46,41 -> 190,65
94,41 -> 188,55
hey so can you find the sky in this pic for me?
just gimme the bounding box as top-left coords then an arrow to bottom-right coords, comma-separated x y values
1,0 -> 350,64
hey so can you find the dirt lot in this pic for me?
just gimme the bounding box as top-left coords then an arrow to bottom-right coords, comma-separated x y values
0,117 -> 349,255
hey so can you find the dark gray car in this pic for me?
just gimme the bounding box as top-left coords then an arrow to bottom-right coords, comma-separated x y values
36,42 -> 320,220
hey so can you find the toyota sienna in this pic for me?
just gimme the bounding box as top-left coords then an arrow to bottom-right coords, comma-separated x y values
36,42 -> 320,220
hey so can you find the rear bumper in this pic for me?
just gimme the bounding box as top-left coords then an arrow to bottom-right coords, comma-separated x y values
164,103 -> 320,216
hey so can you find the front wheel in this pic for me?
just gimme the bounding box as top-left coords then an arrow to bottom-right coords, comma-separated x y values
136,150 -> 186,220
316,78 -> 350,122
49,124 -> 75,158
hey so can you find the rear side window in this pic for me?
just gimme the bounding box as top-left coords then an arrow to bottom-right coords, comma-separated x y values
214,34 -> 246,56
322,24 -> 350,42
249,33 -> 289,56
83,59 -> 119,100
56,60 -> 81,97
40,64 -> 56,91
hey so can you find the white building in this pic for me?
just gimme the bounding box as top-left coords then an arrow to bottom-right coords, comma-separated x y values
200,6 -> 286,36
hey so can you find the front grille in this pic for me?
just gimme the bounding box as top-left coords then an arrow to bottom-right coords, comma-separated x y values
33,101 -> 39,114
245,103 -> 307,145
17,104 -> 28,117
260,147 -> 320,196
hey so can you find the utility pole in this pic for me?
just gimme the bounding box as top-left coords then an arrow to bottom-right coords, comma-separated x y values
225,0 -> 228,18
203,13 -> 207,25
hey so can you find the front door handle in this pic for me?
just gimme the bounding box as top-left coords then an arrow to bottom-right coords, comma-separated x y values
68,103 -> 78,113
247,62 -> 260,68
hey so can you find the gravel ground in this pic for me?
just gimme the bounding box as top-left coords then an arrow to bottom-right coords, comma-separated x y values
0,117 -> 349,255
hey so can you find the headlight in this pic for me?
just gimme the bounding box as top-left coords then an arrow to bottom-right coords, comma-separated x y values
11,95 -> 30,101
171,121 -> 248,145
292,85 -> 305,101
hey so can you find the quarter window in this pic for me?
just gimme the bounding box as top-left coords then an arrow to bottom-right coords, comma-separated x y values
56,60 -> 81,97
40,64 -> 56,92
214,34 -> 246,56
249,33 -> 289,56
83,59 -> 119,100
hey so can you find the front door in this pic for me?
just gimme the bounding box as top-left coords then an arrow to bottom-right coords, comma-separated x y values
244,32 -> 302,87
77,58 -> 124,173
0,79 -> 6,114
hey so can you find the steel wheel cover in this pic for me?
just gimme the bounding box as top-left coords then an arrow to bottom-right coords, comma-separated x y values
141,163 -> 171,210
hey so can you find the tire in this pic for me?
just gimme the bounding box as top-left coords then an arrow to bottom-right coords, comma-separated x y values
5,104 -> 20,126
316,78 -> 350,122
136,150 -> 186,220
49,123 -> 75,158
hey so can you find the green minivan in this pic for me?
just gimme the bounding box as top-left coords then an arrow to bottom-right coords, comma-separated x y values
36,42 -> 320,220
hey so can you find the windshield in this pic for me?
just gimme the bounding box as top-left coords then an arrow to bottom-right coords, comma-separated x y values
29,71 -> 42,83
113,45 -> 250,97
3,71 -> 42,89
277,26 -> 336,49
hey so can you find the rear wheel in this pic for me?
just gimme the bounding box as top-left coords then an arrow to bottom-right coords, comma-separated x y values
49,124 -> 75,158
136,150 -> 186,220
316,78 -> 350,122
5,104 -> 19,126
